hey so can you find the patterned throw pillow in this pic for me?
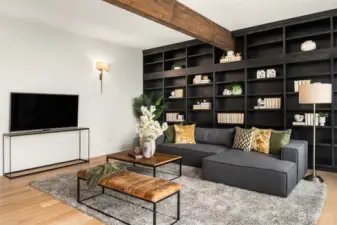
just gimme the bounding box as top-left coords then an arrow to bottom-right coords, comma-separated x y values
251,127 -> 272,154
174,124 -> 196,144
232,127 -> 253,151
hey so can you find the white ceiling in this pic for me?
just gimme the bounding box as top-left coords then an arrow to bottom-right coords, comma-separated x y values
0,0 -> 337,50
179,0 -> 337,31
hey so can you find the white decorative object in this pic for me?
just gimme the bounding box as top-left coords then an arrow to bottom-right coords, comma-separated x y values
173,65 -> 182,70
227,51 -> 234,56
223,89 -> 232,96
257,98 -> 265,108
267,69 -> 276,78
301,40 -> 316,52
319,117 -> 326,126
256,70 -> 266,79
193,75 -> 202,84
135,147 -> 141,154
143,139 -> 156,158
170,91 -> 175,97
294,114 -> 304,122
136,106 -> 168,155
178,115 -> 184,121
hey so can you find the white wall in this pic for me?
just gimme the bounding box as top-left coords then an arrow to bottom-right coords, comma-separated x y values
0,16 -> 143,175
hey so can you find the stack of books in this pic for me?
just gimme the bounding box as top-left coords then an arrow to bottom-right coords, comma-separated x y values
193,102 -> 212,110
166,113 -> 184,122
294,80 -> 311,92
169,89 -> 184,98
254,98 -> 281,109
217,113 -> 244,124
293,113 -> 319,126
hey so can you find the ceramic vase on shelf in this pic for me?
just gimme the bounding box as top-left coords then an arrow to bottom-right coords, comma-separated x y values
319,117 -> 326,126
143,139 -> 156,158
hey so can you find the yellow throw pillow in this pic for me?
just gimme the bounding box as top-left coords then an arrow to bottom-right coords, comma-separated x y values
251,127 -> 272,154
174,124 -> 196,144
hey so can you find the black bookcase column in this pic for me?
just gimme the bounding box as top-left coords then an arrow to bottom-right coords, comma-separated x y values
244,35 -> 248,129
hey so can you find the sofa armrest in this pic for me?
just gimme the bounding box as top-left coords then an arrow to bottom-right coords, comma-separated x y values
281,140 -> 308,182
156,135 -> 165,146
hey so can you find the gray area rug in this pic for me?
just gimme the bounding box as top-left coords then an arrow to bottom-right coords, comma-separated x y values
30,163 -> 326,225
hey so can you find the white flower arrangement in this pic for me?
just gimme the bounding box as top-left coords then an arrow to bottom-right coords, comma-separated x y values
136,106 -> 168,140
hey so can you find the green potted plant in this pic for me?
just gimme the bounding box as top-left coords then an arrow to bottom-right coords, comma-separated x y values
231,84 -> 242,95
132,93 -> 168,121
318,113 -> 328,126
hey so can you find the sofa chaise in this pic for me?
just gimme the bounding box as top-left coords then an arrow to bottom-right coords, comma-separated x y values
156,127 -> 308,197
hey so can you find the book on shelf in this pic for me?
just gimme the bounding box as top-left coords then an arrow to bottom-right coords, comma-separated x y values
217,113 -> 244,124
292,121 -> 306,126
255,98 -> 281,109
294,80 -> 311,92
166,113 -> 184,122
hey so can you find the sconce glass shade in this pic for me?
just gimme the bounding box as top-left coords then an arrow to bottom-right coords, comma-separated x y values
96,62 -> 109,72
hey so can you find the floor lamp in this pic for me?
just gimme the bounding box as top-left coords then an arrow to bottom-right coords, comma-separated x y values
299,83 -> 331,183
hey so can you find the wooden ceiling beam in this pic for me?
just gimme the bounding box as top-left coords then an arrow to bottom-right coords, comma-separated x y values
103,0 -> 234,50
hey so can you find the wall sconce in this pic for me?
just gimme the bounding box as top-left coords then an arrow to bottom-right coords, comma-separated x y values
96,62 -> 109,93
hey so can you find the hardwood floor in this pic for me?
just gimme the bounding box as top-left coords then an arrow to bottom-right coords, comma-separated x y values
0,156 -> 336,225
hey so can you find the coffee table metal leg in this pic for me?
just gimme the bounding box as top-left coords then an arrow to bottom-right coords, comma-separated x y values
153,166 -> 156,177
106,157 -> 109,163
179,159 -> 182,177
77,177 -> 81,203
153,203 -> 157,225
177,191 -> 180,220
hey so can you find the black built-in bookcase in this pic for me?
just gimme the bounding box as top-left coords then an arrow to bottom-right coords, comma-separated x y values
143,9 -> 337,172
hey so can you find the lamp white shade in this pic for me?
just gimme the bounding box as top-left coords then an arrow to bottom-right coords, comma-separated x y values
299,83 -> 332,104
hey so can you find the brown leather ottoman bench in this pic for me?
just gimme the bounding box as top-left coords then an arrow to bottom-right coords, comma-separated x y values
77,170 -> 181,225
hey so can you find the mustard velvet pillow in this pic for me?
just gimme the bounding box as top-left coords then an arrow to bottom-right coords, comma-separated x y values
174,124 -> 196,144
251,127 -> 272,154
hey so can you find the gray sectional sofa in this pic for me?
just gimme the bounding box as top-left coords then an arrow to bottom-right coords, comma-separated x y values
156,127 -> 308,197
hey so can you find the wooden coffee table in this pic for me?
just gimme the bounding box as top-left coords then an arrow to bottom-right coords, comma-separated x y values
106,149 -> 182,180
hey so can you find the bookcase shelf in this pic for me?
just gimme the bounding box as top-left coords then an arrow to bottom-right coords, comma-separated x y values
143,10 -> 337,172
188,83 -> 213,87
247,77 -> 283,82
216,95 -> 244,98
286,30 -> 331,41
247,39 -> 283,48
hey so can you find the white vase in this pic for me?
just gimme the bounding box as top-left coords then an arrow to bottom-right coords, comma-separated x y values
143,139 -> 156,158
139,137 -> 145,150
319,117 -> 326,126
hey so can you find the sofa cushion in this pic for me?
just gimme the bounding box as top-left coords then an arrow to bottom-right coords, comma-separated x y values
251,127 -> 272,154
209,149 -> 293,172
159,143 -> 228,154
232,127 -> 253,151
270,129 -> 292,154
164,125 -> 177,143
175,124 -> 196,144
203,149 -> 297,197
156,143 -> 228,167
195,127 -> 234,147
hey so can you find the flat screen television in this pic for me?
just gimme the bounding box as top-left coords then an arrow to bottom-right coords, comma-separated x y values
10,93 -> 79,132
